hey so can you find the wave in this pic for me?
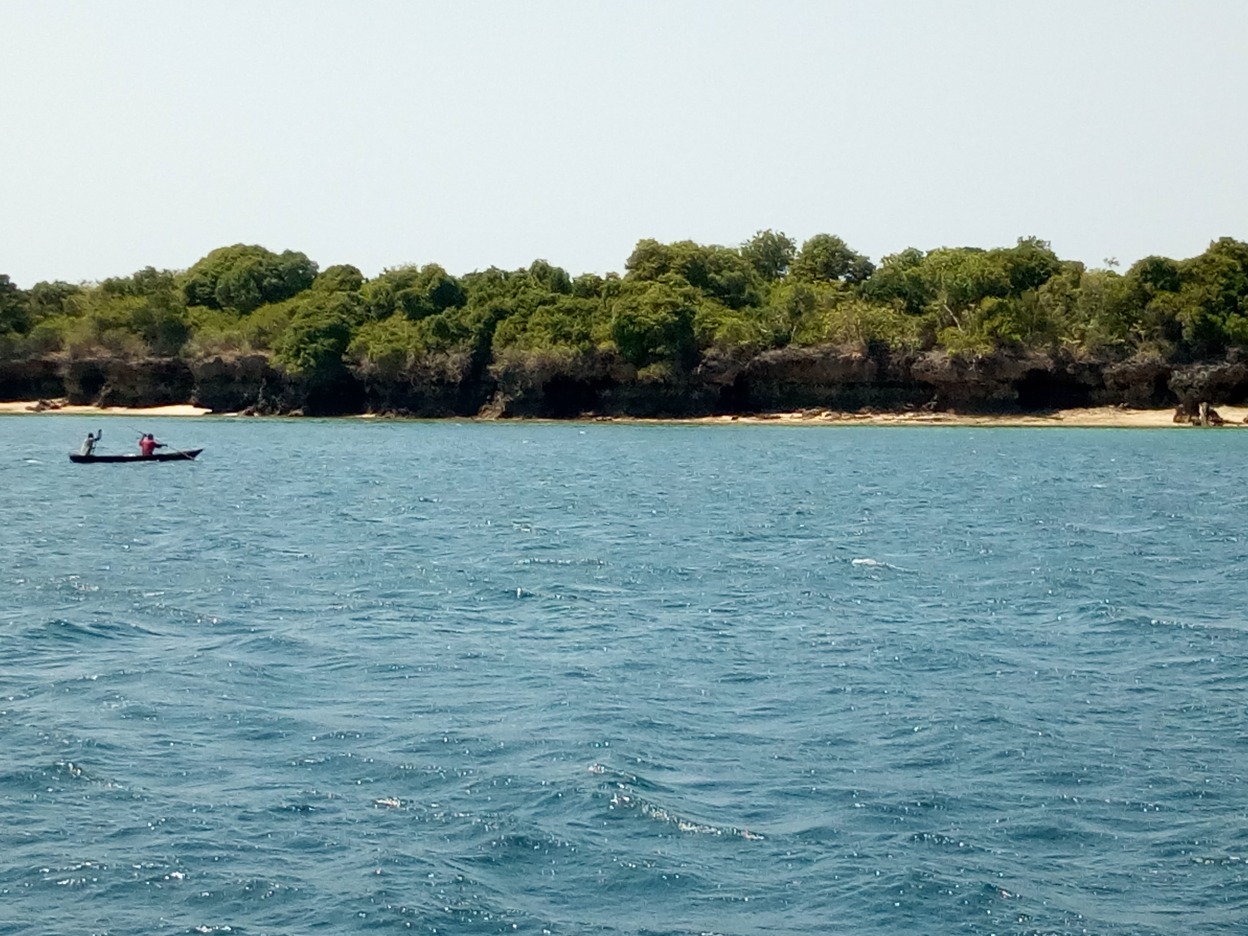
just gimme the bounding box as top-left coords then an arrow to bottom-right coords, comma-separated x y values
15,617 -> 150,642
589,763 -> 764,841
849,557 -> 916,573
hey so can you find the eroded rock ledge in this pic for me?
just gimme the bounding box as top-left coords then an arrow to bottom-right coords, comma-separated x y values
4,347 -> 1248,418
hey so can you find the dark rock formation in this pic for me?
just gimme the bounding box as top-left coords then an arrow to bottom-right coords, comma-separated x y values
58,357 -> 194,407
1168,357 -> 1248,408
1174,400 -> 1226,426
732,344 -> 921,412
1101,357 -> 1172,408
5,345 -> 1248,419
351,350 -> 492,418
189,355 -> 285,413
0,357 -> 63,402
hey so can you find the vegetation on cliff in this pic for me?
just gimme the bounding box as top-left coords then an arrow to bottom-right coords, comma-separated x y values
3,234 -> 1248,415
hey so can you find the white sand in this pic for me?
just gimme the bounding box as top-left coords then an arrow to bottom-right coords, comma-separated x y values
0,400 -> 211,417
3,399 -> 1245,427
683,405 -> 1248,429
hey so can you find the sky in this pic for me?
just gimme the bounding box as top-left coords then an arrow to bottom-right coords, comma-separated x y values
2,0 -> 1246,287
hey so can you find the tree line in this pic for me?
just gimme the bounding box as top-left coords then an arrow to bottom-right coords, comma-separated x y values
2,233 -> 1247,393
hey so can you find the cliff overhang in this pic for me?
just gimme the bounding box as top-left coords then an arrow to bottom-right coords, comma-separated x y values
4,347 -> 1248,418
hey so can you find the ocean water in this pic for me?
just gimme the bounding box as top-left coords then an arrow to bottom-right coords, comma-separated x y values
2,416 -> 1248,936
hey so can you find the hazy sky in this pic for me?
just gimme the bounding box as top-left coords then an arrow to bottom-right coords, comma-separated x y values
3,0 -> 1246,286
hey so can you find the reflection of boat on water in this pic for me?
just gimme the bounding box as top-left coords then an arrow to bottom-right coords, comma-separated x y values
68,449 -> 203,464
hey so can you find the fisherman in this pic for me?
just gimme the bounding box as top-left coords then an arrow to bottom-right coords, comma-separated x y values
138,433 -> 164,457
80,429 -> 101,456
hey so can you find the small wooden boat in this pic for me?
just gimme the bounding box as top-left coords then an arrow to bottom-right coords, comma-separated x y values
69,449 -> 203,464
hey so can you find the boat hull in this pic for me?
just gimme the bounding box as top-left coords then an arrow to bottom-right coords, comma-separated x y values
69,449 -> 203,464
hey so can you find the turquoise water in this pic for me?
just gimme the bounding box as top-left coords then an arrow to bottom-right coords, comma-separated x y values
3,416 -> 1248,935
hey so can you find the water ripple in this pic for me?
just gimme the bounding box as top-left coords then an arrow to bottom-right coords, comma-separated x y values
3,419 -> 1248,933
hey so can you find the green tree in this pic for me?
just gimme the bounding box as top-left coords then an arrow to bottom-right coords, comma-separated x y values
274,307 -> 352,383
100,266 -> 179,298
27,280 -> 85,322
1116,255 -> 1182,349
183,245 -> 318,313
1175,238 -> 1248,353
0,274 -> 29,335
526,259 -> 573,294
1033,264 -> 1139,350
609,279 -> 697,368
348,315 -> 429,378
313,264 -> 366,294
1126,255 -> 1182,300
625,239 -> 762,309
790,234 -> 875,284
492,294 -> 599,353
362,264 -> 466,321
920,248 -> 1011,321
763,281 -> 821,345
994,237 -> 1061,295
571,272 -> 609,299
740,229 -> 796,280
861,248 -> 929,313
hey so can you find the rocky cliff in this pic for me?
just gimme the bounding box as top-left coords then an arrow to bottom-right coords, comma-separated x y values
4,347 -> 1248,418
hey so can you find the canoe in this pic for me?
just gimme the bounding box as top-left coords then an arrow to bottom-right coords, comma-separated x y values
69,449 -> 203,464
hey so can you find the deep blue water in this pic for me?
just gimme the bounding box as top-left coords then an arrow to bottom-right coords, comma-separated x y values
3,415 -> 1248,935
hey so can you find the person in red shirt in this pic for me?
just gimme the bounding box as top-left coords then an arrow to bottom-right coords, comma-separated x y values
138,433 -> 164,457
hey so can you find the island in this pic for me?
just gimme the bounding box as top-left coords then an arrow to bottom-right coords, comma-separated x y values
4,235 -> 1248,424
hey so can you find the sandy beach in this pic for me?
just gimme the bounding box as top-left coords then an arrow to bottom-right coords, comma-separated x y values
685,405 -> 1248,429
0,400 -> 212,417
3,398 -> 1247,427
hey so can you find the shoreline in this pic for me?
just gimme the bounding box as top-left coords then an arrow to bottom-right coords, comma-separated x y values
685,405 -> 1248,429
2,399 -> 1246,428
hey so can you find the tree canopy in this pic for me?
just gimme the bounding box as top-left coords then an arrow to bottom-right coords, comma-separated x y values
4,234 -> 1247,382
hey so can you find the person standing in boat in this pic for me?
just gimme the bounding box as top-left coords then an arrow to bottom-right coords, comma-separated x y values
138,433 -> 164,457
80,429 -> 101,456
